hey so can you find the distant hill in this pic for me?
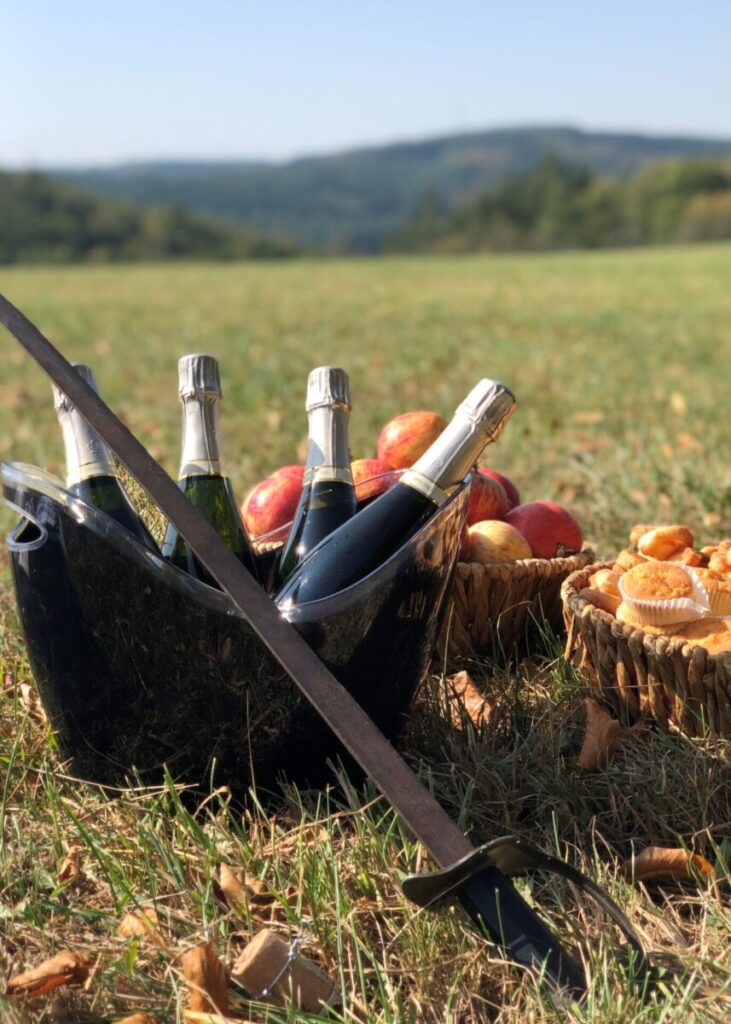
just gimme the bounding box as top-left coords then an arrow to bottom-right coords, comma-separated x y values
55,126 -> 731,251
387,153 -> 731,253
0,171 -> 297,264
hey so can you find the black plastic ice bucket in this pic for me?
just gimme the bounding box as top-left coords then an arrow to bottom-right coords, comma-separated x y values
2,462 -> 467,792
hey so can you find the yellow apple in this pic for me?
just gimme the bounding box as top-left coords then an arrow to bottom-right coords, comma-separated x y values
467,520 -> 533,564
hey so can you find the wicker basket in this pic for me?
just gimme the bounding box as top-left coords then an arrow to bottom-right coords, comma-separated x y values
437,548 -> 595,660
562,562 -> 731,737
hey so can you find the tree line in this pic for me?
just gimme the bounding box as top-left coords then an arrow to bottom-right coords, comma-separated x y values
386,155 -> 731,253
0,171 -> 298,264
4,155 -> 731,263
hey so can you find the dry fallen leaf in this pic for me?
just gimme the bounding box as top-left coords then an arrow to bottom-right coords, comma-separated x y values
58,844 -> 86,884
217,864 -> 250,910
182,1012 -> 246,1024
443,671 -> 494,731
217,864 -> 297,924
571,410 -> 604,425
118,908 -> 167,950
621,847 -> 715,884
18,681 -> 48,724
260,824 -> 329,858
577,698 -> 621,770
182,1013 -> 247,1024
669,391 -> 688,416
181,942 -> 229,1016
4,950 -> 91,999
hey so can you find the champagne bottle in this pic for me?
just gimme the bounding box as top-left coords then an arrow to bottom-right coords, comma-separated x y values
53,364 -> 159,553
276,378 -> 515,607
162,353 -> 259,587
278,366 -> 357,583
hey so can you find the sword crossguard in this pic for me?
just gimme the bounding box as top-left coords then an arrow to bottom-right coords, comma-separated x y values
403,834 -> 652,987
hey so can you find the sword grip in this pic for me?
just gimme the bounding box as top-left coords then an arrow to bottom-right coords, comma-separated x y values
457,866 -> 586,995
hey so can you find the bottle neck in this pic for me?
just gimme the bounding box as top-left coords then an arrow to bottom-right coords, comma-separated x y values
401,411 -> 494,506
57,406 -> 116,486
179,394 -> 222,478
303,405 -> 353,485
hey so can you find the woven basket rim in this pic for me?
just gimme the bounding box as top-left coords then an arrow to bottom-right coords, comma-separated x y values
562,560 -> 731,666
456,545 -> 595,579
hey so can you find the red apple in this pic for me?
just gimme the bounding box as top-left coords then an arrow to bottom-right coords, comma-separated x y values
242,469 -> 303,539
376,410 -> 447,470
466,472 -> 509,526
271,464 -> 305,482
477,467 -> 520,509
352,458 -> 402,502
504,501 -> 583,559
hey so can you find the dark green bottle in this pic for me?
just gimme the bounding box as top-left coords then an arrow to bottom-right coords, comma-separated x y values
162,353 -> 259,587
278,366 -> 357,583
53,364 -> 159,553
276,379 -> 516,608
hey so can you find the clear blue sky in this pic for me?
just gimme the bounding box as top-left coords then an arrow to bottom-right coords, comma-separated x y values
6,1 -> 731,167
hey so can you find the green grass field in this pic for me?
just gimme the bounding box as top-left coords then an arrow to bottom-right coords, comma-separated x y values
1,246 -> 730,1023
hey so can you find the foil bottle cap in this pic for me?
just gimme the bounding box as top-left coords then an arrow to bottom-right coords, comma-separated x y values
53,363 -> 98,412
178,354 -> 222,399
455,378 -> 516,442
306,366 -> 351,412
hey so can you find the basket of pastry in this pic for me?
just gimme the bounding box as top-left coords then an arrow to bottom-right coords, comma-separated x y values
437,467 -> 594,660
561,524 -> 731,737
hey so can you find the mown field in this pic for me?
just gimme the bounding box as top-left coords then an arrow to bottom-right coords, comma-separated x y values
1,246 -> 730,1023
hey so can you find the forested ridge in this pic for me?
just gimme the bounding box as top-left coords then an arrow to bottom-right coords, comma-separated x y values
0,171 -> 297,264
56,125 -> 731,251
387,155 -> 731,252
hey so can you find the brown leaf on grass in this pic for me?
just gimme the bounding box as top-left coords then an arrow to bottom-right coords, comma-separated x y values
260,824 -> 329,858
181,942 -> 229,1016
58,844 -> 86,884
577,698 -> 621,770
443,671 -> 494,731
118,908 -> 167,950
182,1012 -> 246,1024
620,847 -> 715,884
116,1015 -> 158,1024
217,864 -> 297,924
4,950 -> 91,999
217,864 -> 252,910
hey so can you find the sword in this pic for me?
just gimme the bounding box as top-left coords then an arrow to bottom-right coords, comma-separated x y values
0,294 -> 648,1002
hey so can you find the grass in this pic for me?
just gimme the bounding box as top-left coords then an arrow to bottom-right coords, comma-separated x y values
1,245 -> 731,1022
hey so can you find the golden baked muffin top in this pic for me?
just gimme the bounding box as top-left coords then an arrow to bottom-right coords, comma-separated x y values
673,618 -> 731,656
621,562 -> 693,602
695,567 -> 725,583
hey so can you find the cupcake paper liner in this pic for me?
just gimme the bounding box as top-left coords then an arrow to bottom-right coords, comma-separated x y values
618,564 -> 712,627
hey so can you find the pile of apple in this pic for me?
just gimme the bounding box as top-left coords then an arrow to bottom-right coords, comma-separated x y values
241,409 -> 583,563
462,470 -> 582,564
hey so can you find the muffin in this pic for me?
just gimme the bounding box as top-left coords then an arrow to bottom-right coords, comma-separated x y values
667,547 -> 705,567
637,525 -> 694,561
618,562 -> 708,626
621,562 -> 693,602
709,550 -> 731,576
580,587 -> 620,615
614,548 -> 647,572
672,617 -> 731,656
589,568 -> 621,597
695,569 -> 731,615
615,602 -> 684,634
